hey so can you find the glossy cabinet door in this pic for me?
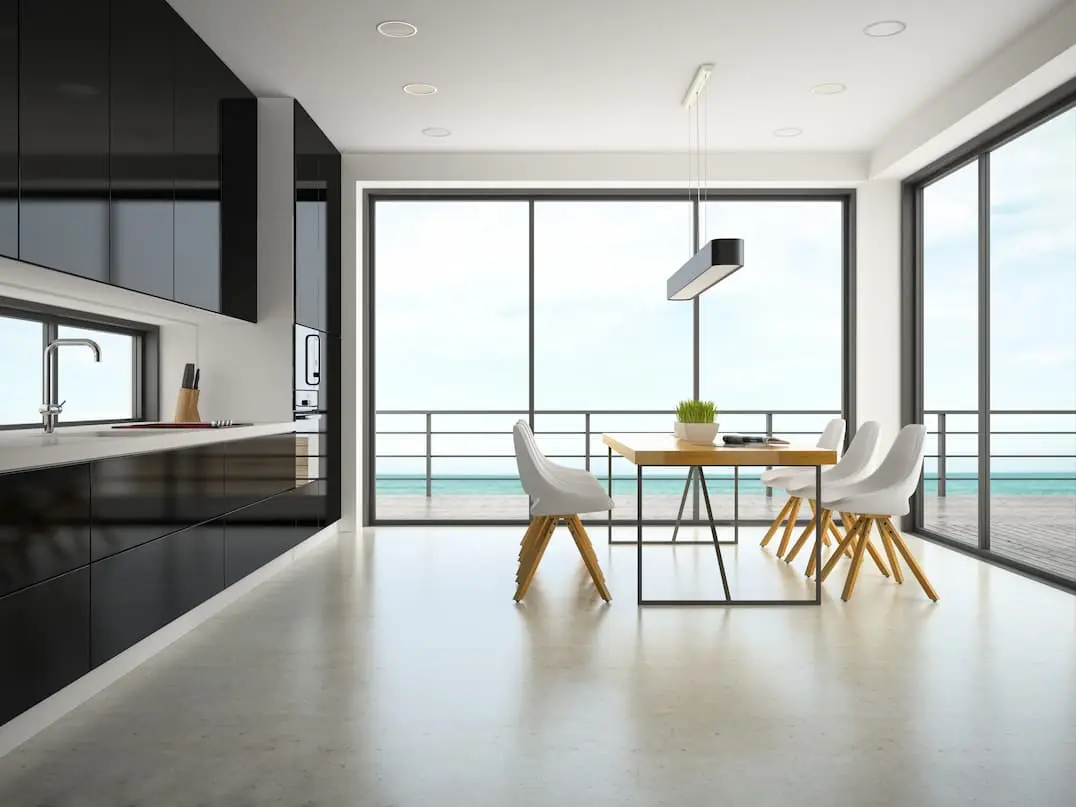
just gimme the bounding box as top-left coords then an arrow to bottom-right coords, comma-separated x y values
224,494 -> 305,585
172,18 -> 222,312
90,445 -> 227,561
0,0 -> 17,259
18,0 -> 110,280
0,569 -> 91,725
109,0 -> 175,298
219,95 -> 258,322
0,464 -> 91,598
294,103 -> 326,332
90,520 -> 224,667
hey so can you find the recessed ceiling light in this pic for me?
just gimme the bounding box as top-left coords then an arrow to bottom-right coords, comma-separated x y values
773,127 -> 803,138
422,127 -> 451,138
403,83 -> 438,96
863,20 -> 906,37
377,20 -> 417,38
811,82 -> 847,96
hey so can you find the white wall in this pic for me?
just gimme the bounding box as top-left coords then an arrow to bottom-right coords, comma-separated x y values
0,97 -> 296,426
854,180 -> 903,452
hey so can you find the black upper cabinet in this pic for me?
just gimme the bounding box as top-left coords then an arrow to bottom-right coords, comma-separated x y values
294,103 -> 339,335
172,19 -> 223,312
109,0 -> 175,299
18,0 -> 110,280
0,1 -> 17,259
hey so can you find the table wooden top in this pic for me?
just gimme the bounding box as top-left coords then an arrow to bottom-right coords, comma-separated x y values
602,433 -> 837,467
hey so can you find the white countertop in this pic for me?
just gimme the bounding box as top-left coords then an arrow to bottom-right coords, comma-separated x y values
0,422 -> 298,475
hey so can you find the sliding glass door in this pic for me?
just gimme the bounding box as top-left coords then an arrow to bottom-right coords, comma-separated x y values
912,101 -> 1076,586
369,193 -> 853,524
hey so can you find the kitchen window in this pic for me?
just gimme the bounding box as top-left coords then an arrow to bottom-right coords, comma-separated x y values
0,302 -> 156,429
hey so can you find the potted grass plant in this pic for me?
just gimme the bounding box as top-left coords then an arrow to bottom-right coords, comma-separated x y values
674,400 -> 719,444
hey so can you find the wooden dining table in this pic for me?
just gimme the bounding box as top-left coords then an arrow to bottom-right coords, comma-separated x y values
602,433 -> 837,606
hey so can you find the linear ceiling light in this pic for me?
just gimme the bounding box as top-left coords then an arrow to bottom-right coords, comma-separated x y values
667,64 -> 745,301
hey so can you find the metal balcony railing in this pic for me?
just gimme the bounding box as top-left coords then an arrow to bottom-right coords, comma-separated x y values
924,409 -> 1076,497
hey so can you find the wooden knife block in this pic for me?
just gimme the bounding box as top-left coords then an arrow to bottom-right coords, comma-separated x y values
174,388 -> 201,423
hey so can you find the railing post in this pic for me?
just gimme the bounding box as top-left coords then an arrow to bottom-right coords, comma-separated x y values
764,412 -> 774,498
425,412 -> 432,498
937,412 -> 947,498
584,412 -> 591,471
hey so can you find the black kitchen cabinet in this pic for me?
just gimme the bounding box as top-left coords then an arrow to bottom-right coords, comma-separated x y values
172,19 -> 223,312
224,494 -> 305,585
90,445 -> 227,561
18,0 -> 110,281
225,433 -> 298,504
0,464 -> 91,598
90,520 -> 224,666
294,103 -> 339,335
0,0 -> 17,259
109,0 -> 175,298
0,569 -> 91,725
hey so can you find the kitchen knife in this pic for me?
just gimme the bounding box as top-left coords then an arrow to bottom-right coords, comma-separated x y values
181,363 -> 195,389
193,368 -> 200,390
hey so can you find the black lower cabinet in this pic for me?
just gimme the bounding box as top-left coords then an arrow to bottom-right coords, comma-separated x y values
0,464 -> 91,598
0,569 -> 91,725
90,520 -> 224,667
90,446 -> 227,561
224,493 -> 308,585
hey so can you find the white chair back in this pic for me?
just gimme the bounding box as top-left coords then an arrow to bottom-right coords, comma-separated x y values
827,421 -> 880,484
869,424 -> 927,500
513,422 -> 555,502
817,418 -> 846,457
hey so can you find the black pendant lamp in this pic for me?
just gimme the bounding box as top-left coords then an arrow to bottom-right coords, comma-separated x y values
667,238 -> 744,300
667,64 -> 744,301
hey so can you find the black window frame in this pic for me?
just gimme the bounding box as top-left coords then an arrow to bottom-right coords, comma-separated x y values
363,188 -> 858,526
0,297 -> 159,430
901,76 -> 1076,593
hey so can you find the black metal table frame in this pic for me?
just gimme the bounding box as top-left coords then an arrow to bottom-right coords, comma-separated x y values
619,458 -> 824,607
605,448 -> 749,546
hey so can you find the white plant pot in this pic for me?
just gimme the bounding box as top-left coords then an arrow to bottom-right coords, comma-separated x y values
676,421 -> 718,444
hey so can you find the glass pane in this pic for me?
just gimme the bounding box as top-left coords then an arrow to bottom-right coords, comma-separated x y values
373,200 -> 529,521
533,200 -> 693,410
922,162 -> 980,546
989,109 -> 1076,581
699,201 -> 843,413
698,201 -> 844,522
57,325 -> 135,422
0,314 -> 44,425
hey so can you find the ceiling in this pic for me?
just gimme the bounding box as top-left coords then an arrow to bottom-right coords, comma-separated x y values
167,0 -> 1070,153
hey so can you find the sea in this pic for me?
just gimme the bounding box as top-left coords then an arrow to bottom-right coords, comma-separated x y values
376,473 -> 1076,496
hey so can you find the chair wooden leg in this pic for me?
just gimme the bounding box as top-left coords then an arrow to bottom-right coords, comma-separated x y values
840,518 -> 873,602
515,518 -> 557,600
775,497 -> 802,557
821,516 -> 866,581
864,537 -> 892,578
883,518 -> 938,601
805,510 -> 834,578
877,518 -> 904,583
518,516 -> 545,561
760,496 -> 794,548
784,500 -> 818,564
567,516 -> 612,601
839,513 -> 857,557
517,516 -> 552,578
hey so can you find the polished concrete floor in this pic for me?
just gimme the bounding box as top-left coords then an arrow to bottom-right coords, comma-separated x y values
0,525 -> 1074,806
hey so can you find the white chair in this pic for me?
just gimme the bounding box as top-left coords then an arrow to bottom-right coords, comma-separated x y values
513,421 -> 612,602
780,422 -> 888,577
817,424 -> 938,602
759,417 -> 846,557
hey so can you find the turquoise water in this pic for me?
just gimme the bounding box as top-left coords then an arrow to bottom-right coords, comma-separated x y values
376,473 -> 1076,496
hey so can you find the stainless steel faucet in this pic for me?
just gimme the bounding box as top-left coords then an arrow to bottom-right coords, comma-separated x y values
40,338 -> 102,433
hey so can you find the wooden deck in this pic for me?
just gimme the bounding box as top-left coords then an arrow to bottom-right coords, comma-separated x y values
374,492 -> 1075,582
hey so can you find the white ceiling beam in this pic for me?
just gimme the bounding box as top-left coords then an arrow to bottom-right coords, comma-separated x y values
871,0 -> 1076,179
